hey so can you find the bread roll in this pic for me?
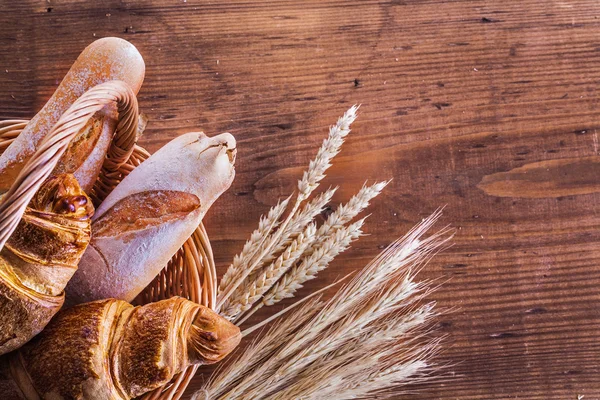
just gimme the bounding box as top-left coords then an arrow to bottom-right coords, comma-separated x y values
66,131 -> 236,304
0,174 -> 93,356
2,296 -> 241,400
0,37 -> 145,194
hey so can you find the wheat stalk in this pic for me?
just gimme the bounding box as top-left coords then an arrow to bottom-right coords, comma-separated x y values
273,275 -> 437,382
234,181 -> 386,322
202,211 -> 450,400
216,106 -> 359,310
218,197 -> 290,296
198,298 -> 325,400
220,188 -> 335,321
287,211 -> 446,347
269,304 -> 439,400
313,180 -> 387,242
220,223 -> 317,320
281,340 -> 439,400
204,108 -> 448,400
259,218 -> 365,308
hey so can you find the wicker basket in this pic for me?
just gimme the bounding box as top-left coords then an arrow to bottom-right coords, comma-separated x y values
0,81 -> 215,400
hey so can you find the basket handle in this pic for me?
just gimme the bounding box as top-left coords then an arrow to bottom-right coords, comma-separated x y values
0,80 -> 139,251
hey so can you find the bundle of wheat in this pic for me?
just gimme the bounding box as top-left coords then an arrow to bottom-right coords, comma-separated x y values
196,106 -> 450,400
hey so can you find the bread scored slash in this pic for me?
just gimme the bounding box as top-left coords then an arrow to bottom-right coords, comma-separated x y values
66,131 -> 237,304
0,37 -> 145,194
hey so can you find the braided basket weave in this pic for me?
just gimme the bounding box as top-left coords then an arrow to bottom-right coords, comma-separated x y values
0,81 -> 215,400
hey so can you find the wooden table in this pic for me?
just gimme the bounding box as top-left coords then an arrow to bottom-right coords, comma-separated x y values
2,1 -> 600,398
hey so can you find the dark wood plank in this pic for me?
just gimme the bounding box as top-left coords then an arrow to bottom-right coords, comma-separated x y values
2,0 -> 600,398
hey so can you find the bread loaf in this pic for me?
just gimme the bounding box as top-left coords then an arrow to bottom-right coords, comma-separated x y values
2,296 -> 241,400
0,174 -> 93,356
0,37 -> 145,194
66,131 -> 236,304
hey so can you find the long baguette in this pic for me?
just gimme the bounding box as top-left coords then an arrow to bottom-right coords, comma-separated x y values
1,296 -> 241,399
0,37 -> 145,194
0,174 -> 93,356
66,131 -> 237,304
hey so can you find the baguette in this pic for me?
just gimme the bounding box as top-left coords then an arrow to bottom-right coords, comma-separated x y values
0,37 -> 145,194
66,131 -> 237,304
0,174 -> 93,356
2,296 -> 241,399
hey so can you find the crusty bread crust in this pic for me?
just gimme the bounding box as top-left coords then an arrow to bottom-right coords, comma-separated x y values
66,132 -> 236,304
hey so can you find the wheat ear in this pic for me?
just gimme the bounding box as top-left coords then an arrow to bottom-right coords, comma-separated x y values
230,187 -> 336,304
260,181 -> 387,304
220,223 -> 317,320
241,217 -> 365,321
216,105 -> 358,310
218,197 -> 290,296
297,105 -> 358,200
261,187 -> 336,266
261,222 -> 451,397
235,180 -> 386,322
269,304 -> 439,400
314,180 -> 388,241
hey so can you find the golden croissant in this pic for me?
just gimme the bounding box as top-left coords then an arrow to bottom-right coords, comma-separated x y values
0,173 -> 93,356
0,296 -> 241,399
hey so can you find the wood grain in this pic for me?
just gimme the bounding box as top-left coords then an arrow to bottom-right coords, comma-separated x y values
2,0 -> 600,398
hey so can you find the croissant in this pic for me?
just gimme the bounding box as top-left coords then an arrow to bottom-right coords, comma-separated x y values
1,296 -> 241,400
0,173 -> 93,356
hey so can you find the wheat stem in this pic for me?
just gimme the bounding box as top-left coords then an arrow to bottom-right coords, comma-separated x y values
240,276 -> 349,336
196,298 -> 325,400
